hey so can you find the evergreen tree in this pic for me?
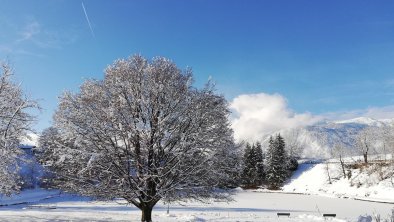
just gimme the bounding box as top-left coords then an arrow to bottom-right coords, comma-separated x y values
254,142 -> 265,184
265,134 -> 287,190
242,142 -> 265,188
287,156 -> 299,172
242,143 -> 256,187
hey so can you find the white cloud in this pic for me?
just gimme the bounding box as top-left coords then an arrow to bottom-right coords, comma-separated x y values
19,21 -> 41,41
230,93 -> 321,142
17,20 -> 77,49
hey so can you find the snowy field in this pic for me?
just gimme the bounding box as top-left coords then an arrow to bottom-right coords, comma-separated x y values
1,189 -> 393,221
2,160 -> 394,221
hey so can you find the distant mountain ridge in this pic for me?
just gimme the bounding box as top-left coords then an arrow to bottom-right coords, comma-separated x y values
333,117 -> 394,127
262,117 -> 394,159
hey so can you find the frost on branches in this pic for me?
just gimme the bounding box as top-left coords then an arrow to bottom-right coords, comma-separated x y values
39,55 -> 237,222
0,63 -> 38,196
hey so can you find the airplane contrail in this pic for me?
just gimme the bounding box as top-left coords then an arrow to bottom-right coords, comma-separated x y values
81,1 -> 95,38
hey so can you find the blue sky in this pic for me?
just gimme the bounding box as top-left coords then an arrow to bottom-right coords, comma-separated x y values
1,0 -> 394,132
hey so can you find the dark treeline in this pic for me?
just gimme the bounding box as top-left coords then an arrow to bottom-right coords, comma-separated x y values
241,134 -> 298,190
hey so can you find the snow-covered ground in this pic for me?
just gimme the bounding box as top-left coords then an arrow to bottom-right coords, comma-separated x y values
282,159 -> 394,203
2,156 -> 394,221
0,188 -> 60,206
1,189 -> 393,221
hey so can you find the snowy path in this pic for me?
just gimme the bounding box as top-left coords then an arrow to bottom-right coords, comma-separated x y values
0,190 -> 393,221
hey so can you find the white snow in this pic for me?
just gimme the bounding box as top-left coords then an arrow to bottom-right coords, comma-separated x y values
20,133 -> 39,147
334,117 -> 381,126
282,160 -> 394,203
0,189 -> 393,221
0,188 -> 60,206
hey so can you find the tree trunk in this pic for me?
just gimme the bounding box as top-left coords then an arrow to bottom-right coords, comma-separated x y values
339,156 -> 346,179
363,152 -> 368,164
141,205 -> 153,222
325,162 -> 331,184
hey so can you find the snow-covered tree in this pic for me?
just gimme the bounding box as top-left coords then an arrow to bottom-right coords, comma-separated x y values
333,143 -> 348,179
241,142 -> 264,188
0,63 -> 38,195
242,143 -> 255,187
39,55 -> 237,222
355,127 -> 377,164
377,125 -> 394,161
254,142 -> 265,183
284,128 -> 304,159
214,142 -> 242,188
37,127 -> 60,165
36,127 -> 70,188
265,134 -> 287,190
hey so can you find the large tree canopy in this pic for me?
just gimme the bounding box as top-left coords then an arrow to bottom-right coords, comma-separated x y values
39,55 -> 237,221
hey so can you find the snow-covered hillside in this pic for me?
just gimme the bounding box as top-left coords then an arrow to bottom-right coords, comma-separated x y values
283,158 -> 394,203
334,117 -> 392,126
261,117 -> 394,158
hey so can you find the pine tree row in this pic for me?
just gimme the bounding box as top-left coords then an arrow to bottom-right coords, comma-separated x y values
242,134 -> 298,190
